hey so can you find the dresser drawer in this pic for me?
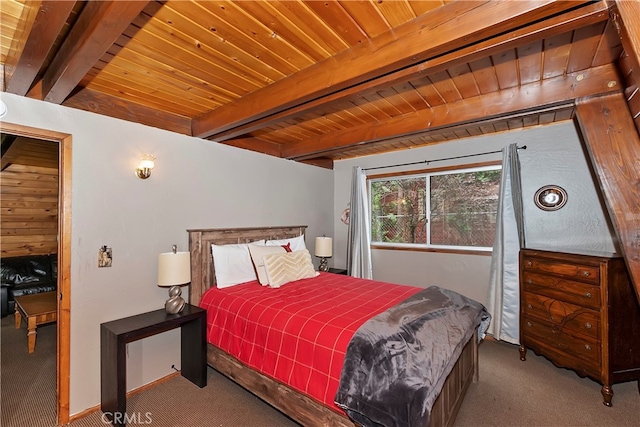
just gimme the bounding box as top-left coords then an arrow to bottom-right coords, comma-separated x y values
522,271 -> 601,310
522,292 -> 600,339
522,334 -> 600,379
522,315 -> 601,366
522,257 -> 600,285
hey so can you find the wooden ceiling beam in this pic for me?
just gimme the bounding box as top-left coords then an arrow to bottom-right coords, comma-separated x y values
575,92 -> 640,300
611,0 -> 640,77
63,87 -> 192,136
217,137 -> 282,158
610,0 -> 640,134
192,0 -> 591,139
282,63 -> 621,160
298,106 -> 577,161
40,1 -> 149,104
298,158 -> 335,170
3,1 -> 41,92
4,1 -> 75,96
207,1 -> 610,143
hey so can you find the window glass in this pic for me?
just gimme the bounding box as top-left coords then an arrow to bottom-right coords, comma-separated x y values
371,178 -> 427,244
370,166 -> 501,250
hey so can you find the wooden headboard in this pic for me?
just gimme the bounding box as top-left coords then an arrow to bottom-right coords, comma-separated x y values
187,225 -> 307,306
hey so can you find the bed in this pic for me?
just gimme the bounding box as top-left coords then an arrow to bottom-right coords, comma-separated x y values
188,225 -> 485,427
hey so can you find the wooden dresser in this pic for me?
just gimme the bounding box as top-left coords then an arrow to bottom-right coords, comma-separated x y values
519,248 -> 640,406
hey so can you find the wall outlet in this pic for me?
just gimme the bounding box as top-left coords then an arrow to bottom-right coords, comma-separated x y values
98,246 -> 112,268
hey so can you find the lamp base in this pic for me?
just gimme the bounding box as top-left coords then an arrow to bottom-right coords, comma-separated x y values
165,285 -> 186,314
318,257 -> 329,272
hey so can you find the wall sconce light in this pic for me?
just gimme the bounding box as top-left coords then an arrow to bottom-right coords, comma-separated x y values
135,154 -> 155,179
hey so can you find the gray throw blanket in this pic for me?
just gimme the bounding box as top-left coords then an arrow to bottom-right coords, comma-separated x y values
334,286 -> 490,427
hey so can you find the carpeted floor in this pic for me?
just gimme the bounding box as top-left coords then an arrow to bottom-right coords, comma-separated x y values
455,339 -> 640,426
2,313 -> 639,427
1,314 -> 57,427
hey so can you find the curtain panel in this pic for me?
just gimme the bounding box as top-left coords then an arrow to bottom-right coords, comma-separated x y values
347,166 -> 373,279
487,144 -> 525,344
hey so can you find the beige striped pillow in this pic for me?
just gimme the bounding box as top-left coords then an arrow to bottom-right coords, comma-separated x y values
263,249 -> 318,288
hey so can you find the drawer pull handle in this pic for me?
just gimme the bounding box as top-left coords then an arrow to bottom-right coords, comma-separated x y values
585,322 -> 592,329
527,321 -> 532,327
585,292 -> 591,298
526,261 -> 532,267
527,304 -> 533,309
585,344 -> 592,351
527,279 -> 532,284
581,271 -> 591,277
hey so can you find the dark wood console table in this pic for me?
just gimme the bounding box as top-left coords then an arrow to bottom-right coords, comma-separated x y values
100,304 -> 207,426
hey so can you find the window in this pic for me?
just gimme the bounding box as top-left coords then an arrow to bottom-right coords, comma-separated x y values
370,165 -> 501,251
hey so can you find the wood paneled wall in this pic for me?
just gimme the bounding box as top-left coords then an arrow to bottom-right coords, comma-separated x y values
1,139 -> 59,257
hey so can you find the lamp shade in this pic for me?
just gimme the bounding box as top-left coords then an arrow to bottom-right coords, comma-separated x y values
315,237 -> 333,257
157,251 -> 191,287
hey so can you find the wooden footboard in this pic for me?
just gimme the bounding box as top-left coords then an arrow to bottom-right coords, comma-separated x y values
188,226 -> 478,427
208,343 -> 352,427
207,331 -> 478,427
430,329 -> 479,427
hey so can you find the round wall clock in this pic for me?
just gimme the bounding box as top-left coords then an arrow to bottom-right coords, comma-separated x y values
534,185 -> 568,211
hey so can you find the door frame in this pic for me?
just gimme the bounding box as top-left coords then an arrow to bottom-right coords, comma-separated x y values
2,122 -> 71,425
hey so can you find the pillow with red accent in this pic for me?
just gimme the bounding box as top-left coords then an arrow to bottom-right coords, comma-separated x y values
248,244 -> 286,285
265,234 -> 306,252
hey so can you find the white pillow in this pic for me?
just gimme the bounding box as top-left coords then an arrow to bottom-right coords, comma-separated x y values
212,241 -> 263,288
263,249 -> 318,288
248,244 -> 286,285
265,234 -> 306,252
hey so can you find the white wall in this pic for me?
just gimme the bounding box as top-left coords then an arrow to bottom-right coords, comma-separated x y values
334,122 -> 617,307
0,93 -> 334,415
519,125 -> 618,253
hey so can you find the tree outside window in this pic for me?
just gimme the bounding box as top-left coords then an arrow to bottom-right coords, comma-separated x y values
370,166 -> 501,250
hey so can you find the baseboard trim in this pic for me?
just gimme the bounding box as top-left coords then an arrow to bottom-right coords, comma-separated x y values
67,371 -> 181,424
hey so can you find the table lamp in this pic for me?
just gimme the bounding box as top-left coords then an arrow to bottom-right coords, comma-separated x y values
315,236 -> 332,272
157,245 -> 191,314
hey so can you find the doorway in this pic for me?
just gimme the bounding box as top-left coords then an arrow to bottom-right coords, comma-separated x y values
1,122 -> 71,425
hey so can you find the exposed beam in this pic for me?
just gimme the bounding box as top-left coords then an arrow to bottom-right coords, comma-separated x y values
282,64 -> 621,160
611,0 -> 640,135
4,1 -> 75,96
300,106 -> 576,161
192,0 -> 591,139
298,157 -> 334,170
575,92 -> 640,300
611,0 -> 640,77
1,134 -> 17,158
207,1 -> 609,143
2,1 -> 41,91
217,137 -> 282,158
63,88 -> 192,136
41,1 -> 149,104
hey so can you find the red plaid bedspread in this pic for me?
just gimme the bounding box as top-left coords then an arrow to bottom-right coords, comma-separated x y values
199,272 -> 421,411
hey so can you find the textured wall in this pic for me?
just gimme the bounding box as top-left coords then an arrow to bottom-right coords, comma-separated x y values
519,123 -> 618,253
1,93 -> 334,416
334,121 -> 616,307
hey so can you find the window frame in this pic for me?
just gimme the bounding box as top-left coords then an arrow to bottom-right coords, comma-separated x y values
368,160 -> 501,255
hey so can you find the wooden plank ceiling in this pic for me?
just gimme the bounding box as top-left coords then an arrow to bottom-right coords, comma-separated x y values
0,0 -> 627,169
